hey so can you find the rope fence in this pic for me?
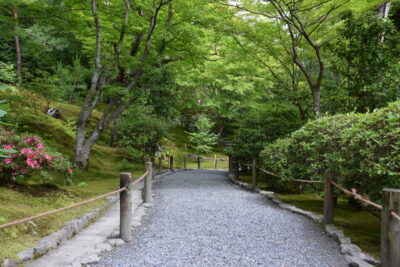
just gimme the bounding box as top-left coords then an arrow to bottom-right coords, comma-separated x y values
0,170 -> 149,231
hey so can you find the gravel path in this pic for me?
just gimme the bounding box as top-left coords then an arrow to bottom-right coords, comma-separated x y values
95,170 -> 348,267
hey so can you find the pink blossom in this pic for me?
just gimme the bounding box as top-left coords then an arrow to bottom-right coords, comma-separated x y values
67,168 -> 73,173
44,155 -> 52,160
21,169 -> 27,174
37,143 -> 44,149
4,158 -> 12,164
3,144 -> 13,149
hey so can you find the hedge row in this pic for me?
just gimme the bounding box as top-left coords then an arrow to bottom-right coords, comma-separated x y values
260,101 -> 400,201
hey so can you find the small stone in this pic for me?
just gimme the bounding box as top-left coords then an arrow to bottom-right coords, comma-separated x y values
55,229 -> 69,244
108,230 -> 119,239
142,203 -> 154,208
2,259 -> 17,267
345,255 -> 373,267
341,244 -> 362,256
105,238 -> 125,247
271,198 -> 282,204
34,236 -> 57,256
17,248 -> 34,262
80,254 -> 100,265
360,253 -> 380,266
95,243 -> 112,253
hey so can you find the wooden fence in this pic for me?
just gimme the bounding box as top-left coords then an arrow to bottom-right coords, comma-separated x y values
0,162 -> 155,243
228,157 -> 400,267
157,154 -> 228,170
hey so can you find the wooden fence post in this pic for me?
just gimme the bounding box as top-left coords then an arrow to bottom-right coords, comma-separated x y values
183,156 -> 187,169
144,162 -> 153,203
228,155 -> 232,174
234,158 -> 239,181
169,155 -> 174,171
158,157 -> 162,173
381,189 -> 400,267
120,172 -> 132,241
197,155 -> 201,169
251,159 -> 257,190
214,154 -> 217,169
323,170 -> 334,224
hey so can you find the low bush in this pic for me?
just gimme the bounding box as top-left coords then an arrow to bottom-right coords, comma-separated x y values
260,101 -> 400,201
0,130 -> 73,185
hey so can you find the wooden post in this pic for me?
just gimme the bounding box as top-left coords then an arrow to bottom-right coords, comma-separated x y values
151,157 -> 155,179
228,155 -> 232,174
120,172 -> 132,241
251,159 -> 257,190
197,155 -> 201,169
214,154 -> 217,169
169,155 -> 173,171
183,156 -> 187,169
158,157 -> 162,173
144,162 -> 153,203
233,158 -> 239,181
323,170 -> 334,224
381,189 -> 400,267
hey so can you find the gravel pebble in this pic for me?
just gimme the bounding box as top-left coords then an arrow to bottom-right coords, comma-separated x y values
94,170 -> 348,267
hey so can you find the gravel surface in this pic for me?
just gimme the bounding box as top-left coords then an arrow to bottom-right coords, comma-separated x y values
94,170 -> 348,267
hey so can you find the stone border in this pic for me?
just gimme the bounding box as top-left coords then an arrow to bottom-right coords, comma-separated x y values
2,195 -> 118,267
2,170 -> 174,267
227,175 -> 378,267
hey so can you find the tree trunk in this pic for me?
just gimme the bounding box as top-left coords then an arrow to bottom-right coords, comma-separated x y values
379,2 -> 391,43
311,85 -> 322,117
12,9 -> 22,86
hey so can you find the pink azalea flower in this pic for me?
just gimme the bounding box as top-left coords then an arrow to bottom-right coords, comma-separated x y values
37,143 -> 44,149
3,144 -> 13,149
44,155 -> 52,160
67,168 -> 73,173
21,169 -> 27,174
4,158 -> 12,164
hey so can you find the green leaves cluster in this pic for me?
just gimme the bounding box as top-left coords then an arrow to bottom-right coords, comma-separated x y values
260,100 -> 400,201
187,116 -> 217,156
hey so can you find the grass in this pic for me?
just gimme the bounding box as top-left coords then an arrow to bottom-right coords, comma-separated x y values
236,173 -> 381,258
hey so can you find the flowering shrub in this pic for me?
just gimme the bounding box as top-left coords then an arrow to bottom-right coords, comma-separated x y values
0,130 -> 73,184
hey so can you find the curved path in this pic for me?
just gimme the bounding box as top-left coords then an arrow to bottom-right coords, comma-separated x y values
95,170 -> 348,267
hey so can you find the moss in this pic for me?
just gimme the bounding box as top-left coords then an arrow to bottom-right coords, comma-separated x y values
274,193 -> 381,258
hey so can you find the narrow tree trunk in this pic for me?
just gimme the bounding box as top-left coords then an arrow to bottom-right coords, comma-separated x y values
311,85 -> 322,117
379,2 -> 391,43
12,9 -> 22,86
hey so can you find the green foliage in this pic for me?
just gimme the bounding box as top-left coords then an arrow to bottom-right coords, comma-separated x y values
228,104 -> 302,161
326,13 -> 400,113
187,116 -> 217,156
117,106 -> 170,159
260,101 -> 400,201
0,62 -> 16,84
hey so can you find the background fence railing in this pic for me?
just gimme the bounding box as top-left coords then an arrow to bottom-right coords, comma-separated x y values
227,157 -> 400,267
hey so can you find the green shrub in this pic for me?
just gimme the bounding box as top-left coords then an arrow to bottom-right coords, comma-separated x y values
259,101 -> 400,201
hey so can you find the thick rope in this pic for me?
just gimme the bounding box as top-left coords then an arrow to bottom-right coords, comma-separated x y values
0,171 -> 148,230
255,165 -> 324,184
330,181 -> 382,210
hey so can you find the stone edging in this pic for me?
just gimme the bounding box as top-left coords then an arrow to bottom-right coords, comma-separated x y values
2,195 -> 118,267
2,170 -> 174,267
227,174 -> 378,267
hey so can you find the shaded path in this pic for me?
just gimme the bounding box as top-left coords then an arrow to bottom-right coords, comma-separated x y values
95,170 -> 348,267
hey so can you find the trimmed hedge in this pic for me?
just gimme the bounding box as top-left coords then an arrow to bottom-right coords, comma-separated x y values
260,101 -> 400,201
